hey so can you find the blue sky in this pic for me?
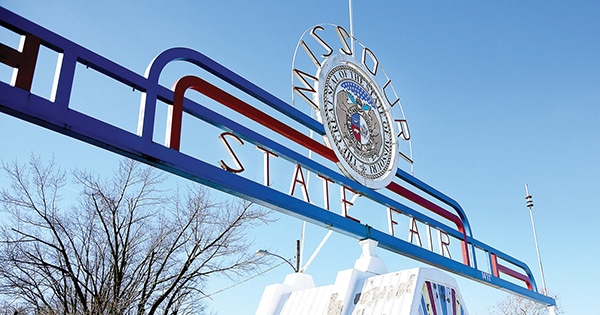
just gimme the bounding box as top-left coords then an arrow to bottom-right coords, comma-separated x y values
1,1 -> 599,314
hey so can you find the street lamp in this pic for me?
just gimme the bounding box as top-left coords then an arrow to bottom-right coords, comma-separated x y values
256,240 -> 300,273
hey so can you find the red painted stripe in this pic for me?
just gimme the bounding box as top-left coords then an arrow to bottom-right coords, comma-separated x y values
491,253 -> 500,277
491,253 -> 533,290
497,264 -> 533,290
171,75 -> 338,162
0,33 -> 40,91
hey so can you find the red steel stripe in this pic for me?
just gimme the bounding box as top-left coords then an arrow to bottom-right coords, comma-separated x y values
170,75 -> 338,162
497,264 -> 533,290
491,253 -> 533,290
0,33 -> 41,91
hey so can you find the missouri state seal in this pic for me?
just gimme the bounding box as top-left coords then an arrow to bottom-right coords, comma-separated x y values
317,54 -> 399,189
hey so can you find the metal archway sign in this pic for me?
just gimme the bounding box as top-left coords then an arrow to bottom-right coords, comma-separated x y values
0,8 -> 554,307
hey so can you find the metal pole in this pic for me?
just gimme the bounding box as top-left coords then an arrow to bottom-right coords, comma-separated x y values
295,239 -> 301,273
301,230 -> 333,272
349,0 -> 355,55
525,184 -> 548,295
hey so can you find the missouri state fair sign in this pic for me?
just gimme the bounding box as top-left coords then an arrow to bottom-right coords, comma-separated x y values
0,8 -> 554,307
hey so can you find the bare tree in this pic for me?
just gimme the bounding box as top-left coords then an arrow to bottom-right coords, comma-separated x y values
488,292 -> 563,315
0,156 -> 272,315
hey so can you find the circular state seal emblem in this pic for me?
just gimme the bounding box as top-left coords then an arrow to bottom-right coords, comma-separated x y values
317,54 -> 399,189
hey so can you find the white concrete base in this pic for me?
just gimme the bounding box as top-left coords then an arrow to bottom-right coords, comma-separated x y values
255,273 -> 316,315
255,239 -> 468,315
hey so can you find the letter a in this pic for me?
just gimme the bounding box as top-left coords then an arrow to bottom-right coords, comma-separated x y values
289,164 -> 310,203
408,217 -> 423,247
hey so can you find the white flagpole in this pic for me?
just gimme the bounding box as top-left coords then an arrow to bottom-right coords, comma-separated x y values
349,0 -> 355,55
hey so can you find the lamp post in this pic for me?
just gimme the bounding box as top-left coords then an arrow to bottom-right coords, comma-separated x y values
256,240 -> 300,273
525,184 -> 548,295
